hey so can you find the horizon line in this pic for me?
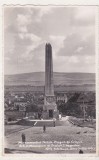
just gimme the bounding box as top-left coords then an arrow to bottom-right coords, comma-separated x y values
4,71 -> 95,76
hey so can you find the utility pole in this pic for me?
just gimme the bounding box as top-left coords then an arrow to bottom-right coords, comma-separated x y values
81,100 -> 87,122
83,100 -> 85,122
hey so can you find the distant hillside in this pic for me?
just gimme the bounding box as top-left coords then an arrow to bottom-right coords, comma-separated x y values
5,72 -> 95,87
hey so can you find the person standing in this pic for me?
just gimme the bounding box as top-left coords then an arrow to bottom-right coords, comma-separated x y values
53,118 -> 56,127
79,149 -> 83,154
21,133 -> 26,144
43,125 -> 46,133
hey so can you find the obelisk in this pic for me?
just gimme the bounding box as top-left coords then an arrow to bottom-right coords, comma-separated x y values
42,43 -> 59,119
45,43 -> 54,96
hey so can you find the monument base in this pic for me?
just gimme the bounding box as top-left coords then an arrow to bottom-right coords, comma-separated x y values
42,108 -> 59,119
42,95 -> 59,119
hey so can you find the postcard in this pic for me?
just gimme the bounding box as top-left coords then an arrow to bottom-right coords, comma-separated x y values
0,1 -> 99,160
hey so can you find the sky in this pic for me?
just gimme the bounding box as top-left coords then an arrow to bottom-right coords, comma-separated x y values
4,6 -> 96,75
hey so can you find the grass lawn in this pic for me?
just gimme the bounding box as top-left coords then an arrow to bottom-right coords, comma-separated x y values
5,118 -> 96,154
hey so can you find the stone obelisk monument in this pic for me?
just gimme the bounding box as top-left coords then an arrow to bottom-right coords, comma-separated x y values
42,43 -> 59,119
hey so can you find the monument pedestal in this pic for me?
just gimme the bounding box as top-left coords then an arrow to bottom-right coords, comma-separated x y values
42,108 -> 59,119
42,95 -> 59,119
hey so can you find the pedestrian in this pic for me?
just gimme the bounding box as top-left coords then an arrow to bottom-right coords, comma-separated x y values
53,118 -> 56,127
21,133 -> 26,144
43,125 -> 46,133
79,149 -> 83,154
53,121 -> 55,127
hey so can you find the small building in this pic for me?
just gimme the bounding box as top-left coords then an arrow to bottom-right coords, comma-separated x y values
56,94 -> 68,103
14,100 -> 27,111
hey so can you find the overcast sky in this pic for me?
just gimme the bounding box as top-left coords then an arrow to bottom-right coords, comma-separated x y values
4,6 -> 96,75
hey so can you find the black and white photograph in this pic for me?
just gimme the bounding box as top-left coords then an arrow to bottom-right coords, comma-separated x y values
4,6 -> 96,154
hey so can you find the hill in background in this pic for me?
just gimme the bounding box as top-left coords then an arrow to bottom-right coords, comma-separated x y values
5,72 -> 95,86
5,72 -> 95,92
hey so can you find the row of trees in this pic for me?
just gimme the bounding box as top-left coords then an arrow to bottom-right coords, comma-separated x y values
57,92 -> 96,118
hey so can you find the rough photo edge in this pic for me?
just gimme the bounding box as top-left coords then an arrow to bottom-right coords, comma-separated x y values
1,2 -> 99,160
